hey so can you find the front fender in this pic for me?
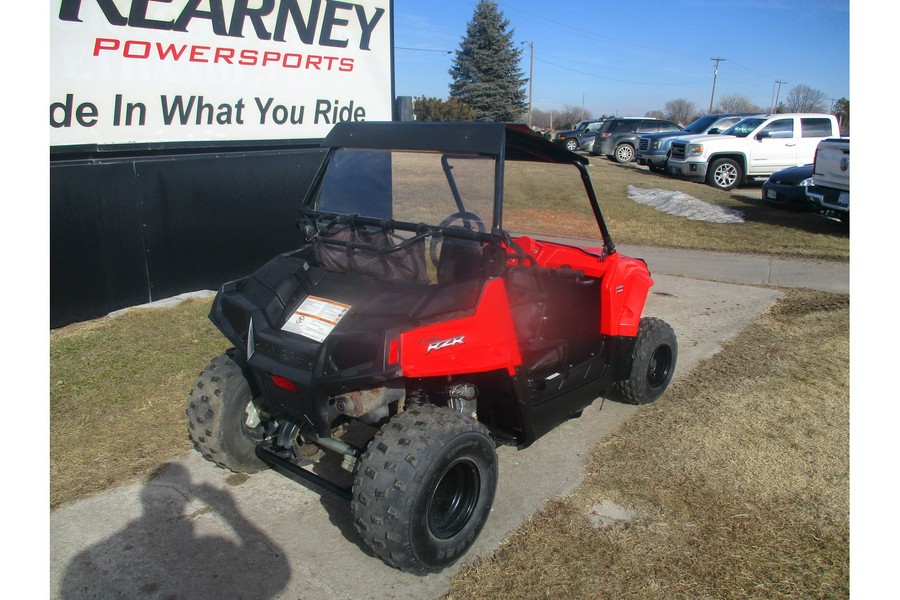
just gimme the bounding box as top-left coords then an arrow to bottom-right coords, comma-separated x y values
600,255 -> 653,337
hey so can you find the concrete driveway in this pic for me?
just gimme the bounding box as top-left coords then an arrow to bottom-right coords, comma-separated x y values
51,249 -> 847,599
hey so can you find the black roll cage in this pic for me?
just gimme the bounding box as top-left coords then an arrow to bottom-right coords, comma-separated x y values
299,122 -> 616,258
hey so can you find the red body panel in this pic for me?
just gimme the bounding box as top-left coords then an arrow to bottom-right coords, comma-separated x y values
399,278 -> 523,377
509,236 -> 653,337
399,237 -> 653,377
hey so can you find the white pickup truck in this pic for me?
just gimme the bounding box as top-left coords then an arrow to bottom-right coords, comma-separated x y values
805,138 -> 849,222
667,113 -> 841,190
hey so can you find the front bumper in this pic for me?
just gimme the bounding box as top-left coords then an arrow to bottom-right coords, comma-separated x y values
667,159 -> 707,180
762,181 -> 815,210
636,149 -> 667,167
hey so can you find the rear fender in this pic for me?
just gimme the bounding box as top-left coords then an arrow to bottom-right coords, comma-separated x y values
399,278 -> 521,377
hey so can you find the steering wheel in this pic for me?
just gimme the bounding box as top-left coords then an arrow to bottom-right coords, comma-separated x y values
429,211 -> 487,268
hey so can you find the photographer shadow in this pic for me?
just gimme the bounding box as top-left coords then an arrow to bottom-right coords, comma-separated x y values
59,463 -> 291,599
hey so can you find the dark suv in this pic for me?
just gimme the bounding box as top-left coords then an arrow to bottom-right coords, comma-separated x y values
591,118 -> 681,163
554,119 -> 607,152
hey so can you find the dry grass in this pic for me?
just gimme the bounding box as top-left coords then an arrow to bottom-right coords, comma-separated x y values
49,298 -> 227,509
447,289 -> 849,599
49,153 -> 850,598
507,158 -> 849,260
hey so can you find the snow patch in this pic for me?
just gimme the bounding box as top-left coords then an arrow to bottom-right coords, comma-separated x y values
627,185 -> 745,223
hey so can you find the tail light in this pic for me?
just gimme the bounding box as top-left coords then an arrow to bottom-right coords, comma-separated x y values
387,337 -> 400,366
269,373 -> 298,392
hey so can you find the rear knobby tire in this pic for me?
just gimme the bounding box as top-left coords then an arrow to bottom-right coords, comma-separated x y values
351,404 -> 498,574
186,349 -> 266,473
616,317 -> 677,405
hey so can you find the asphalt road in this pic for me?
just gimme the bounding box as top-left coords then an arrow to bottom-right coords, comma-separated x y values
49,249 -> 847,600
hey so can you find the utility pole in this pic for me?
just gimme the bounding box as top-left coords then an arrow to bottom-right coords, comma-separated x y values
527,41 -> 534,127
770,80 -> 786,113
709,57 -> 725,113
521,41 -> 534,127
829,98 -> 843,128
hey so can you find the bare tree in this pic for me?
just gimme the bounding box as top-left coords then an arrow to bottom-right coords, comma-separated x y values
554,104 -> 593,130
664,99 -> 696,126
715,94 -> 761,113
644,110 -> 665,119
783,84 -> 827,113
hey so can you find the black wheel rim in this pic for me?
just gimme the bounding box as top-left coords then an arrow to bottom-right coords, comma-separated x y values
646,344 -> 673,390
427,459 -> 480,540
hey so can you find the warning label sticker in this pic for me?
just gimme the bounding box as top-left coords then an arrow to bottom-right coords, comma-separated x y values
281,295 -> 351,343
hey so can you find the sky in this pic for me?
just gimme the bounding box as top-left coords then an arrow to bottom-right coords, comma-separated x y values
393,0 -> 851,118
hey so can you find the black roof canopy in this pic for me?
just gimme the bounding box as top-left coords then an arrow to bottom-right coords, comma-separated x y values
322,121 -> 589,165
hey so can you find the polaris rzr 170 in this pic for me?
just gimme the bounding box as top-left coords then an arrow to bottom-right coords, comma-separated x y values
187,121 -> 677,574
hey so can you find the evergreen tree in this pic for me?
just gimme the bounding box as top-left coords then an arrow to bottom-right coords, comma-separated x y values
448,1 -> 527,122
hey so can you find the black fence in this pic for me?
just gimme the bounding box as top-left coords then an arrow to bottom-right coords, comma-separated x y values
50,144 -> 328,328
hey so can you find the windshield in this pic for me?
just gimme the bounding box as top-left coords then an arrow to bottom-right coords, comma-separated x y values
314,149 -> 495,228
722,118 -> 766,137
682,115 -> 718,134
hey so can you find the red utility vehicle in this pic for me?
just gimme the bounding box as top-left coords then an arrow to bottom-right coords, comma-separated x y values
187,122 -> 677,573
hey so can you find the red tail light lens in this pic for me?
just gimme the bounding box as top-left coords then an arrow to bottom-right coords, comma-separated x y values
269,373 -> 298,392
387,338 -> 400,365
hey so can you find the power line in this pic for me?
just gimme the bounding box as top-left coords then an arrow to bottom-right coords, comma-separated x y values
534,57 -> 709,87
395,46 -> 452,55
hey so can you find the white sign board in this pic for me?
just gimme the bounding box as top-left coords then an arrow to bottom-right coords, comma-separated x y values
50,0 -> 394,146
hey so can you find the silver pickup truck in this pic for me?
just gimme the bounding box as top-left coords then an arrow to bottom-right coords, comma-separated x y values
805,138 -> 849,222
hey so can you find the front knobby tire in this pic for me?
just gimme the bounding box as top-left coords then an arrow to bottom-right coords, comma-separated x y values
351,404 -> 498,574
186,349 -> 266,473
616,317 -> 678,405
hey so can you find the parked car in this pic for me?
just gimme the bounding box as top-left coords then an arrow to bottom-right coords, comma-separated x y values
805,138 -> 849,222
666,113 -> 840,190
554,119 -> 607,152
591,117 -> 682,163
762,164 -> 816,210
637,113 -> 758,173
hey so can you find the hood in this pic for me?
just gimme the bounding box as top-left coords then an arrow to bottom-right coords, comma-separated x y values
641,129 -> 686,141
670,133 -> 734,145
768,164 -> 813,183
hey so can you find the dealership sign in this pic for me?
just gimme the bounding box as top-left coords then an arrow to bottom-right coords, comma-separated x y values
50,0 -> 394,146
